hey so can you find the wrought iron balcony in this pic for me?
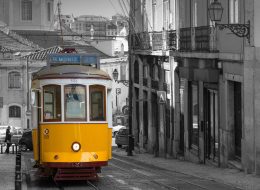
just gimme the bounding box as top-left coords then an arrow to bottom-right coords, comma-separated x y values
179,26 -> 216,52
195,26 -> 211,52
133,32 -> 151,50
179,28 -> 192,51
132,30 -> 177,51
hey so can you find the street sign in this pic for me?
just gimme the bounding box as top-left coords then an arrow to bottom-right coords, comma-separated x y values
157,91 -> 166,104
47,54 -> 99,68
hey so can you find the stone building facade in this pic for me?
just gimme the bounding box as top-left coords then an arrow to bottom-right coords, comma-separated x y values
129,0 -> 176,155
129,0 -> 260,175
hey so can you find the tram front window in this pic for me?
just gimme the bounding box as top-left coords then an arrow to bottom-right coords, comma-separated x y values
90,85 -> 106,121
65,84 -> 86,121
43,85 -> 61,121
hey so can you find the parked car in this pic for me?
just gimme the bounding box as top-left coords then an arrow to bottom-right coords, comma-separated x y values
19,130 -> 33,151
112,125 -> 125,137
115,126 -> 129,148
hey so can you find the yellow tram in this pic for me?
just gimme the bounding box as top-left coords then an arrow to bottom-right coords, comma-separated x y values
30,53 -> 112,181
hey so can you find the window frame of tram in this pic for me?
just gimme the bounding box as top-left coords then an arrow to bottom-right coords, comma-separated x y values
188,82 -> 199,150
89,85 -> 106,121
64,84 -> 87,121
42,84 -> 107,122
43,85 -> 62,122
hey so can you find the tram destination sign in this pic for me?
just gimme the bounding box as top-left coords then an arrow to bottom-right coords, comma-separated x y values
47,54 -> 100,68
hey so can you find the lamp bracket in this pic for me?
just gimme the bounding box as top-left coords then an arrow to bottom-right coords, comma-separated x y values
216,20 -> 250,43
116,80 -> 129,87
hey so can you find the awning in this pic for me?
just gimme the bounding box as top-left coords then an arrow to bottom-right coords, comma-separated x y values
23,46 -> 63,60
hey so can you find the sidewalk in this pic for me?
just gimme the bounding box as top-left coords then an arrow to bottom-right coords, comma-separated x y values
0,153 -> 15,190
112,148 -> 260,190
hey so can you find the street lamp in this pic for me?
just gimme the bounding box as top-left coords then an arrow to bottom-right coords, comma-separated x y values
115,88 -> 121,113
112,69 -> 129,87
208,0 -> 250,43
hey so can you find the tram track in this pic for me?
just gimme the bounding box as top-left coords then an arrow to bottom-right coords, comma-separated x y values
87,180 -> 100,190
111,157 -> 224,190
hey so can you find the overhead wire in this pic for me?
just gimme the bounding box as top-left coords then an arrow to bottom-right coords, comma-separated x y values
120,0 -> 129,15
106,0 -> 141,43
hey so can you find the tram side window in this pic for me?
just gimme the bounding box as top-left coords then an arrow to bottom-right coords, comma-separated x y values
64,84 -> 86,121
43,85 -> 61,122
90,85 -> 106,121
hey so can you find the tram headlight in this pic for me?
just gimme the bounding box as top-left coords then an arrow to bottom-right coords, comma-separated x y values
71,142 -> 81,152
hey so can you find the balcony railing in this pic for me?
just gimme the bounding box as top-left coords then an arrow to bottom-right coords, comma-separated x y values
179,26 -> 216,52
131,26 -> 215,52
133,32 -> 151,50
179,28 -> 192,51
195,26 -> 211,52
151,31 -> 163,51
132,30 -> 177,51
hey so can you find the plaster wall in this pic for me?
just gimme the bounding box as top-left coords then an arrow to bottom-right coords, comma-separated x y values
7,0 -> 54,31
253,0 -> 260,47
91,41 -> 114,57
0,62 -> 27,128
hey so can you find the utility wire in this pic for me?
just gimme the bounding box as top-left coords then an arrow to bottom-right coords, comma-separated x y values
108,0 -> 118,14
118,0 -> 128,17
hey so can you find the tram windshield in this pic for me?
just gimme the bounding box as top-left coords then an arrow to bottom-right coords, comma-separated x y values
64,84 -> 86,120
43,85 -> 61,121
41,84 -> 107,122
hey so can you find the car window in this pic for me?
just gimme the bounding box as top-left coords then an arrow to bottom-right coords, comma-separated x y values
118,129 -> 128,135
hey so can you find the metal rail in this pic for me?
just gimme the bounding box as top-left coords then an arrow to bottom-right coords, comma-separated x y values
110,162 -> 178,190
87,181 -> 100,190
111,157 -> 214,190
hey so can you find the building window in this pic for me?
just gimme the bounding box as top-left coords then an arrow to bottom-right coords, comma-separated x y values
47,2 -> 51,21
229,0 -> 239,24
9,106 -> 21,118
8,72 -> 21,89
89,85 -> 106,121
21,0 -> 32,21
43,85 -> 61,122
64,84 -> 86,121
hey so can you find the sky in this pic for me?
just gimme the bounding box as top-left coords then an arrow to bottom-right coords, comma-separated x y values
57,0 -> 129,18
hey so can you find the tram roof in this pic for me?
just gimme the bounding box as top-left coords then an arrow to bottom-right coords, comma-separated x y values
32,64 -> 111,80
